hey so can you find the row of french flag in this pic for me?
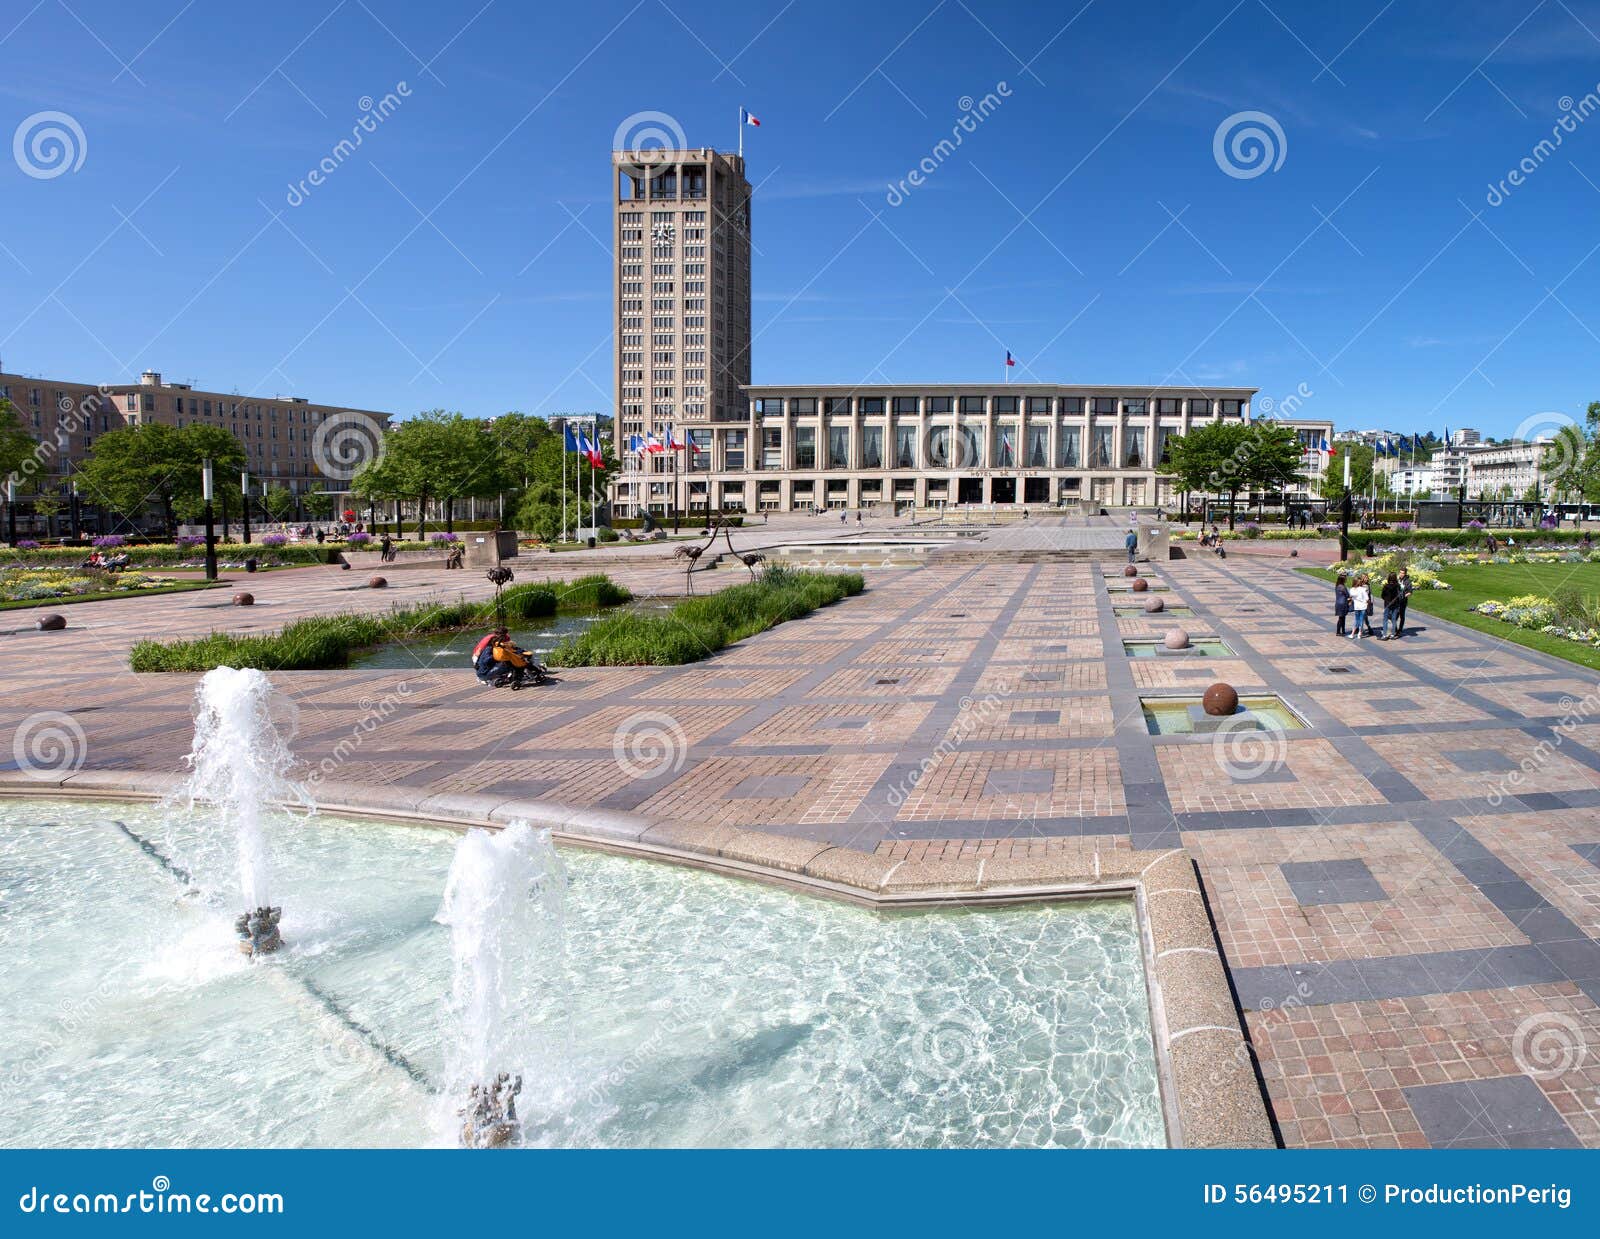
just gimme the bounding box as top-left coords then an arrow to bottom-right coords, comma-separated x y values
562,423 -> 605,466
624,427 -> 702,455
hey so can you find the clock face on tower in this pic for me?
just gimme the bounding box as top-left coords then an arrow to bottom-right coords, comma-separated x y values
651,220 -> 675,244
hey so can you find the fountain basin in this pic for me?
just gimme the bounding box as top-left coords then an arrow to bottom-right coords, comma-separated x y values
1139,695 -> 1307,736
1122,639 -> 1233,658
0,800 -> 1166,1149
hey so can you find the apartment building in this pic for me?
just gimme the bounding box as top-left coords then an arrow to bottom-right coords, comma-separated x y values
1,368 -> 390,500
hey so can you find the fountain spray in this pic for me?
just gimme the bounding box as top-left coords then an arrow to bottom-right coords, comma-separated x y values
436,820 -> 567,1148
180,667 -> 306,957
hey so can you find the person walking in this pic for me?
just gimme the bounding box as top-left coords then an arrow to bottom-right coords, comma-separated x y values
1349,575 -> 1370,640
1379,572 -> 1402,639
1395,568 -> 1413,636
1125,527 -> 1138,563
1334,572 -> 1351,637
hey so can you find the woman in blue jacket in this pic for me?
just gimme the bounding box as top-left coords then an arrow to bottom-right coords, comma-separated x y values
1333,572 -> 1351,637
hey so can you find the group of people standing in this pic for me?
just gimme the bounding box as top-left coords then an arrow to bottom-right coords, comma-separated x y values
1334,569 -> 1412,640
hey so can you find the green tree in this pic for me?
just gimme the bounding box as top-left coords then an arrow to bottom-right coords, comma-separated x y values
262,485 -> 296,522
512,427 -> 616,541
302,490 -> 336,519
0,398 -> 36,485
76,423 -> 244,538
1235,422 -> 1306,506
1318,442 -> 1375,502
353,411 -> 502,538
1160,420 -> 1250,526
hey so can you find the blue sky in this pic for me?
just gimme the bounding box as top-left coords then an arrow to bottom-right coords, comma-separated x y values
3,0 -> 1600,438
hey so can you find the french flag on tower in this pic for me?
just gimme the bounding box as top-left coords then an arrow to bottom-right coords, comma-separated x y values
741,108 -> 761,127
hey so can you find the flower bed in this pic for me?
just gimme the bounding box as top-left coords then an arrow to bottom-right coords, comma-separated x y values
0,568 -> 184,603
1473,593 -> 1600,646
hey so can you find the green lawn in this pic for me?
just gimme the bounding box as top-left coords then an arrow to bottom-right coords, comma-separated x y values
1299,561 -> 1600,671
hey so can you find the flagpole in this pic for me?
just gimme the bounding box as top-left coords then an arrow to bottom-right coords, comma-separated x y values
738,107 -> 744,159
590,414 -> 599,534
561,425 -> 568,543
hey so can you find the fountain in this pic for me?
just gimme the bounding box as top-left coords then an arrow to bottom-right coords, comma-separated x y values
175,666 -> 307,957
436,820 -> 568,1148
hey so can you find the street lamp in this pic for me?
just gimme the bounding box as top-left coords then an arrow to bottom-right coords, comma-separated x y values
241,470 -> 252,544
4,478 -> 15,546
202,458 -> 218,581
1339,451 -> 1352,562
69,476 -> 80,541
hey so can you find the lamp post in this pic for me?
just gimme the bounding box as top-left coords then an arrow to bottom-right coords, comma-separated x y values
69,477 -> 80,541
240,470 -> 252,544
1338,450 -> 1352,562
4,478 -> 15,546
202,459 -> 218,581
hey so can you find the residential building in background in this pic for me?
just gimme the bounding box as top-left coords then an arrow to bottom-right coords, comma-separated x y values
1452,427 -> 1481,446
0,366 -> 391,531
611,147 -> 752,468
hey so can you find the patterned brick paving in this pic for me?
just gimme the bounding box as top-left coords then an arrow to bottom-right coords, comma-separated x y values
9,527 -> 1600,1147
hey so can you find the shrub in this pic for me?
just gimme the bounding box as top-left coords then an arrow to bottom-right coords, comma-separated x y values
1241,522 -> 1261,539
597,526 -> 619,543
260,533 -> 288,547
15,539 -> 39,549
129,573 -> 630,671
548,569 -> 864,667
429,532 -> 460,543
346,532 -> 373,546
92,535 -> 125,548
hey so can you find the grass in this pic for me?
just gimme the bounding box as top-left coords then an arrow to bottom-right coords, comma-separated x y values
548,567 -> 865,666
1298,560 -> 1600,672
0,579 -> 226,610
128,573 -> 631,672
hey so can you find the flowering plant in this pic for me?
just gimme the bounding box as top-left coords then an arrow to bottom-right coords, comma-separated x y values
346,531 -> 372,546
429,532 -> 460,543
260,533 -> 288,547
91,534 -> 125,548
15,539 -> 40,549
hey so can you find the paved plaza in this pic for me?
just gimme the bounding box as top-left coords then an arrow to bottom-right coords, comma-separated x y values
3,517 -> 1599,1148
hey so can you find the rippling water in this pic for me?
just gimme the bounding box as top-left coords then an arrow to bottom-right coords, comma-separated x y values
0,801 -> 1163,1148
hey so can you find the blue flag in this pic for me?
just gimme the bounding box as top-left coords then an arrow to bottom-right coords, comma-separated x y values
564,423 -> 579,453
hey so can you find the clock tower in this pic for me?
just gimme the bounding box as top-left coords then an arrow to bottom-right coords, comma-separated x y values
610,145 -> 752,515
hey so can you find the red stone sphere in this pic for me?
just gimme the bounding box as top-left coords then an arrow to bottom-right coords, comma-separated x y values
368,576 -> 388,588
1144,596 -> 1165,613
232,592 -> 254,606
1202,682 -> 1239,716
36,613 -> 66,631
1131,577 -> 1149,592
1122,564 -> 1138,577
1164,628 -> 1190,650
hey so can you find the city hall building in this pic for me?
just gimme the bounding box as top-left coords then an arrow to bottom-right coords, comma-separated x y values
608,145 -> 1330,515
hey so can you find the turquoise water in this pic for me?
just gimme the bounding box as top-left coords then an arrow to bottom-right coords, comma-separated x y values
1123,639 -> 1233,657
1140,695 -> 1307,735
349,601 -> 674,670
0,802 -> 1165,1149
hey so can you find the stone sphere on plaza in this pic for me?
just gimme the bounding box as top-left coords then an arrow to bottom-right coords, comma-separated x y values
1202,682 -> 1240,716
1163,628 -> 1189,650
232,592 -> 254,606
1144,596 -> 1165,613
1123,564 -> 1138,577
1131,577 -> 1149,592
368,576 -> 387,589
36,613 -> 66,631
